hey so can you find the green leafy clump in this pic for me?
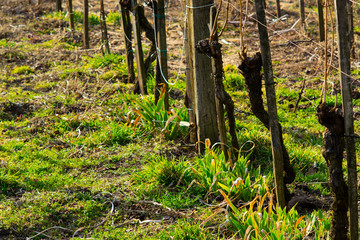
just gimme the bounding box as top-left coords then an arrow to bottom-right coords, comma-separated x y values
104,123 -> 134,146
44,11 -> 67,20
192,141 -> 268,202
224,64 -> 245,90
89,13 -> 100,26
85,54 -> 125,69
222,192 -> 331,239
134,156 -> 193,189
106,11 -> 121,25
0,39 -> 16,48
12,66 -> 33,75
72,11 -> 83,23
130,86 -> 189,140
44,10 -> 82,24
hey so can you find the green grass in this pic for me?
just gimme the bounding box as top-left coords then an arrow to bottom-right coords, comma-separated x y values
11,66 -> 33,75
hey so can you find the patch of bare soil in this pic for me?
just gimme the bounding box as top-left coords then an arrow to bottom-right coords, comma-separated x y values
289,184 -> 332,215
117,200 -> 184,222
0,101 -> 39,120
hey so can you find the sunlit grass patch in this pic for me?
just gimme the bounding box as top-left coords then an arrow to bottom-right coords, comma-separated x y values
11,66 -> 33,75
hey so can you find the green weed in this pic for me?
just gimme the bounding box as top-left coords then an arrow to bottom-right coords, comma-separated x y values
0,39 -> 16,48
192,141 -> 268,202
106,11 -> 121,25
89,14 -> 100,26
104,123 -> 134,146
135,156 -> 193,189
131,86 -> 189,140
12,66 -> 33,75
222,191 -> 331,239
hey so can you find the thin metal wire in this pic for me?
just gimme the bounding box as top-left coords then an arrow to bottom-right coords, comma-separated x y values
225,0 -> 358,83
150,0 -> 183,86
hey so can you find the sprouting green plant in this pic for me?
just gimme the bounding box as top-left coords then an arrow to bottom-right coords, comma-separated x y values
0,39 -> 16,48
134,156 -> 193,189
223,64 -> 245,90
72,10 -> 83,23
89,13 -> 100,25
224,72 -> 245,90
44,11 -> 67,20
12,66 -> 33,75
106,11 -> 121,25
221,191 -> 331,239
131,85 -> 189,140
191,140 -> 268,202
105,123 -> 133,146
85,54 -> 125,69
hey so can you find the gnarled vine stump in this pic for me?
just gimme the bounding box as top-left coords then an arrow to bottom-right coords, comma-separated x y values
238,52 -> 296,202
317,103 -> 349,240
196,39 -> 239,160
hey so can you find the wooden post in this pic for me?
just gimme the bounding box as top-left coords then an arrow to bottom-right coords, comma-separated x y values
335,0 -> 358,239
210,6 -> 228,159
255,0 -> 285,208
299,0 -> 306,31
100,0 -> 110,54
121,6 -> 135,84
130,0 -> 147,95
83,0 -> 89,49
184,11 -> 197,144
56,0 -> 62,11
276,0 -> 281,17
347,1 -> 355,58
317,0 -> 325,41
67,0 -> 75,31
187,0 -> 218,153
155,0 -> 169,110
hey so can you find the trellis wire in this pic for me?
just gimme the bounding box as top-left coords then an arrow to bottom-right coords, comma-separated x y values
148,0 -> 186,86
224,0 -> 358,84
125,0 -> 358,90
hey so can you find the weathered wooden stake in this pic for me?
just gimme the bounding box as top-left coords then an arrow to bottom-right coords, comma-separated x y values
184,11 -> 197,144
155,0 -> 169,110
255,0 -> 285,208
120,6 -> 135,84
347,1 -> 355,58
56,0 -> 62,11
100,0 -> 110,54
276,0 -> 281,17
67,0 -> 75,31
83,0 -> 89,49
130,0 -> 147,95
187,0 -> 218,153
299,0 -> 306,31
317,0 -> 325,41
335,0 -> 358,239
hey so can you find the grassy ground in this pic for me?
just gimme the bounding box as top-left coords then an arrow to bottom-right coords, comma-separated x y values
0,0 -> 360,239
